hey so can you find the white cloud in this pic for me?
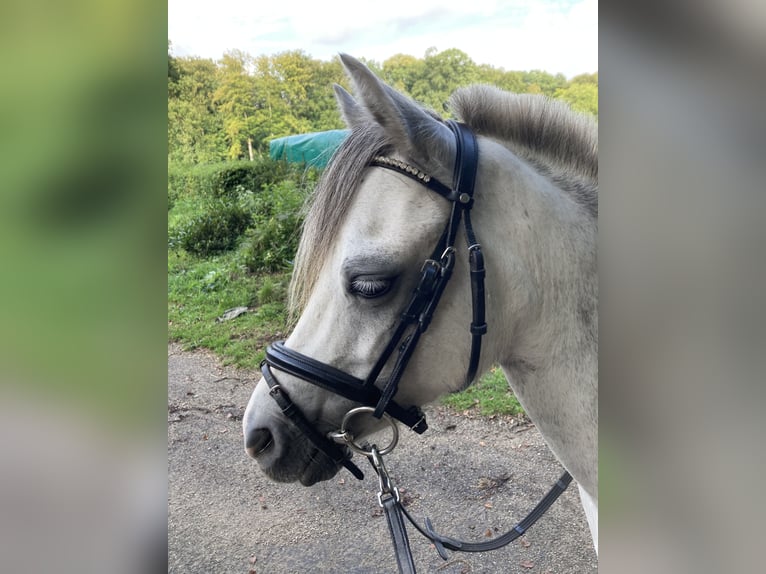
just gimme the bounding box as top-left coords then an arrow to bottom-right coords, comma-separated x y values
168,0 -> 597,77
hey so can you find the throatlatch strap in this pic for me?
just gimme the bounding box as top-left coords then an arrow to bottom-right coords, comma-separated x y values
465,238 -> 486,387
445,121 -> 486,388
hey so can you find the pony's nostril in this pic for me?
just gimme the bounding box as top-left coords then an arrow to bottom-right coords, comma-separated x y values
245,428 -> 274,459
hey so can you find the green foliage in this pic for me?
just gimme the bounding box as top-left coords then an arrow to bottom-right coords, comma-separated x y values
441,367 -> 525,417
411,48 -> 479,113
168,162 -> 218,206
168,46 -> 598,167
521,70 -> 568,97
168,157 -> 302,208
238,179 -> 307,272
168,249 -> 291,369
170,200 -> 251,256
167,158 -> 314,366
555,73 -> 599,116
256,276 -> 287,305
382,54 -> 425,94
168,56 -> 225,164
211,158 -> 293,198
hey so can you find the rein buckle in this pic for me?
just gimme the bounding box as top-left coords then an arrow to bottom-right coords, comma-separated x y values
372,446 -> 400,506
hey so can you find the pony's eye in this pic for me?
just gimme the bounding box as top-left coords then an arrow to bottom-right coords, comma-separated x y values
349,277 -> 393,299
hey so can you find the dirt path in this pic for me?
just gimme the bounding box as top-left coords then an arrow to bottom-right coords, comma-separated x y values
168,343 -> 597,573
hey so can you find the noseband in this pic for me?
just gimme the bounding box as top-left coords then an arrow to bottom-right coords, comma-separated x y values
261,121 -> 487,479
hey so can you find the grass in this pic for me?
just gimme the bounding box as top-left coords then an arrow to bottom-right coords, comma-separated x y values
441,366 -> 525,417
168,248 -> 291,369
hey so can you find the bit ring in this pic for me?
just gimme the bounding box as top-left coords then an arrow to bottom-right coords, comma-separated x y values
329,406 -> 399,456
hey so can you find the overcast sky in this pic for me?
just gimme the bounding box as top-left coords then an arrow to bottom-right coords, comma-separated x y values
169,0 -> 597,78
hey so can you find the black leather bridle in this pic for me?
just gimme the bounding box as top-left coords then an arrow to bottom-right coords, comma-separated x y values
261,120 -> 487,480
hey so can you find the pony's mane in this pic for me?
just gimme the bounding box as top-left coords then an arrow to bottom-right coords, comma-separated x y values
289,87 -> 598,315
449,85 -> 598,216
450,85 -> 598,180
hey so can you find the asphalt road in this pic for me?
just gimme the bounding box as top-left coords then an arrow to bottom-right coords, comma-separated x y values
168,343 -> 597,573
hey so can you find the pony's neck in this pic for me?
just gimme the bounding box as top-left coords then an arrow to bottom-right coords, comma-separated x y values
478,140 -> 598,495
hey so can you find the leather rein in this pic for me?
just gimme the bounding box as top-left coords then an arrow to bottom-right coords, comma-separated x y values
260,121 -> 572,571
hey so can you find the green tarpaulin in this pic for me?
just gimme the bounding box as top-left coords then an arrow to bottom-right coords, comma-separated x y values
269,129 -> 349,168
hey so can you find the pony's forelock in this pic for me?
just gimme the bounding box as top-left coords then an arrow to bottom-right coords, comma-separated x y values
288,125 -> 388,317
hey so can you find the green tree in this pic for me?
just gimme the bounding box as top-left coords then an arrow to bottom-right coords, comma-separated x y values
249,52 -> 311,152
521,70 -> 567,97
168,41 -> 180,95
214,50 -> 260,161
168,54 -> 225,164
554,73 -> 598,115
300,57 -> 347,131
382,54 -> 424,95
167,43 -> 598,167
475,65 -> 526,94
411,48 -> 478,113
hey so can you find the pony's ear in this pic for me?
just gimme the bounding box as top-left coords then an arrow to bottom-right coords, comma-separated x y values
338,53 -> 456,177
333,84 -> 371,129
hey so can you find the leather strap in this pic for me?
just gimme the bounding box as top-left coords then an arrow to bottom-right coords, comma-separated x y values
382,494 -> 417,574
265,342 -> 428,434
445,120 -> 486,388
446,120 -> 479,210
399,471 -> 573,556
370,158 -> 457,204
465,241 -> 486,387
371,253 -> 455,419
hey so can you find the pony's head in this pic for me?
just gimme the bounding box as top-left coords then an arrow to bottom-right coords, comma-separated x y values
242,55 -> 492,485
242,54 -> 597,487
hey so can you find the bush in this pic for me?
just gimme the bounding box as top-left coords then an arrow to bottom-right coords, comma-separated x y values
168,157 -> 308,207
212,159 -> 294,199
169,160 -> 317,263
171,200 -> 251,256
168,162 -> 221,207
238,180 -> 307,272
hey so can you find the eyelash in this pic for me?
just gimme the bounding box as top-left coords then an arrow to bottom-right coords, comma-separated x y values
349,278 -> 392,298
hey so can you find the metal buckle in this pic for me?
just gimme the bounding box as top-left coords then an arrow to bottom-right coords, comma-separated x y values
372,446 -> 400,506
440,246 -> 456,269
420,258 -> 440,273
